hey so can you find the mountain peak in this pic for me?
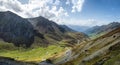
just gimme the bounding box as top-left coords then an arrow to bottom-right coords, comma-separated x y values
0,11 -> 23,19
0,11 -> 14,15
108,22 -> 120,25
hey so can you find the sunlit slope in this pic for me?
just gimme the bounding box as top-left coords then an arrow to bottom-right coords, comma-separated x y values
0,40 -> 72,63
61,27 -> 120,65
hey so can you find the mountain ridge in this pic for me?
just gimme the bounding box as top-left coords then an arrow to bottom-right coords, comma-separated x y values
85,22 -> 120,35
0,11 -> 88,47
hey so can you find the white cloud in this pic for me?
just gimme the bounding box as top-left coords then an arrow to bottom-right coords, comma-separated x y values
66,0 -> 70,5
71,0 -> 85,13
0,0 -> 23,12
54,0 -> 60,5
0,0 -> 85,23
60,18 -> 109,26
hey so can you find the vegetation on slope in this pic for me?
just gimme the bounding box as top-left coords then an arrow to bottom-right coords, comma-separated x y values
60,27 -> 120,65
0,40 -> 70,63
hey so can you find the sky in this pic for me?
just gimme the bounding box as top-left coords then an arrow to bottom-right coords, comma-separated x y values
0,0 -> 120,26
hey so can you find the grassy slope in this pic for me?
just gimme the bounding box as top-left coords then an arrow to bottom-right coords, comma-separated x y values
84,28 -> 120,65
89,32 -> 107,40
61,27 -> 120,65
0,40 -> 69,63
103,42 -> 120,65
0,31 -> 87,64
83,27 -> 120,65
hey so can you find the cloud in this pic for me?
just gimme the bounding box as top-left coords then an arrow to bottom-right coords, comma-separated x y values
60,18 -> 109,26
71,0 -> 85,13
66,0 -> 70,5
0,0 -> 85,23
0,0 -> 23,12
54,0 -> 60,5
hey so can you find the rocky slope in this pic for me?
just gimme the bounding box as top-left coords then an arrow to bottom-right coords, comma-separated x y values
0,11 -> 88,47
57,27 -> 120,65
28,16 -> 65,34
0,11 -> 34,47
60,25 -> 75,32
28,16 -> 88,46
28,16 -> 66,44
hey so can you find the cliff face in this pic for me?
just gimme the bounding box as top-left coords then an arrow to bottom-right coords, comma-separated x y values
0,11 -> 34,47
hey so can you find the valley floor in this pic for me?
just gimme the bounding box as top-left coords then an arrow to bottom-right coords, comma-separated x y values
0,40 -> 71,64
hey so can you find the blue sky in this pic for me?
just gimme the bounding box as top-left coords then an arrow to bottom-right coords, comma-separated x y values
79,0 -> 120,23
62,0 -> 120,26
0,0 -> 120,26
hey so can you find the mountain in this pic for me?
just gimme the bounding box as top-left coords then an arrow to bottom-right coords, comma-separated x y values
85,22 -> 120,35
60,25 -> 75,32
28,16 -> 89,46
28,16 -> 66,46
67,25 -> 90,32
28,16 -> 67,35
1,11 -> 120,65
0,11 -> 34,47
0,11 -> 89,64
0,11 -> 88,47
58,27 -> 120,65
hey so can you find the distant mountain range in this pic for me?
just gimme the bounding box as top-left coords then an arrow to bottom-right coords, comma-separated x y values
68,22 -> 120,36
67,25 -> 90,33
0,11 -> 88,47
85,22 -> 120,35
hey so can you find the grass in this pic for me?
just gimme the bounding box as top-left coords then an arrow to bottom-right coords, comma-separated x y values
89,32 -> 106,40
103,43 -> 120,65
62,34 -> 120,65
0,40 -> 68,63
104,52 -> 120,65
